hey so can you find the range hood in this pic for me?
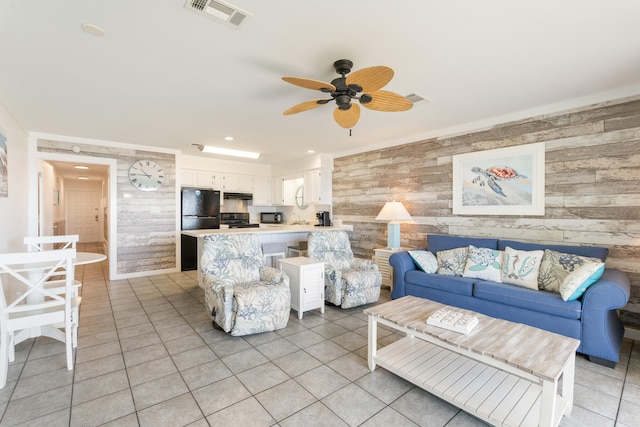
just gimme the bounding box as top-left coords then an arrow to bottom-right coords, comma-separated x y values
223,192 -> 253,200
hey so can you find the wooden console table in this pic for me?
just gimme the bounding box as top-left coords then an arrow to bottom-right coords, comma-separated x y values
364,296 -> 580,427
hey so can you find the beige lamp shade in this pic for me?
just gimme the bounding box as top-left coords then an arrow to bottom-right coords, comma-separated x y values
375,201 -> 413,222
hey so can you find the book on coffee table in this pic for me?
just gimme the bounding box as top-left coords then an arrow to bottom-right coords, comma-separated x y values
427,308 -> 478,334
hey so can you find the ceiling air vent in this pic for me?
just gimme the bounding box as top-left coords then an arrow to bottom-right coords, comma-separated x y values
184,0 -> 251,28
405,93 -> 430,105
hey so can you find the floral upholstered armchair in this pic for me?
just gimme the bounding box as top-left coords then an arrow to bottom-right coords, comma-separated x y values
307,231 -> 382,309
201,233 -> 291,336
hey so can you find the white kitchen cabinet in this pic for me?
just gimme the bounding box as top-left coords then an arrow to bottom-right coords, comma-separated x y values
271,176 -> 294,206
221,174 -> 253,192
272,176 -> 284,205
278,257 -> 324,319
252,176 -> 271,205
195,171 -> 221,189
181,169 -> 197,187
303,169 -> 332,204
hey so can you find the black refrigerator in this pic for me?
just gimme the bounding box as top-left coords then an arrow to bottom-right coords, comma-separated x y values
181,187 -> 220,271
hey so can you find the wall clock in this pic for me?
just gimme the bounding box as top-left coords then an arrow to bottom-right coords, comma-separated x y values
128,159 -> 165,191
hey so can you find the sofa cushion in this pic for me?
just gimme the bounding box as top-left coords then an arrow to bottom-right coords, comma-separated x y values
408,250 -> 438,273
427,234 -> 499,255
498,239 -> 608,261
501,247 -> 544,289
405,270 -> 474,296
436,247 -> 468,276
474,280 -> 582,319
559,261 -> 605,301
538,249 -> 602,292
463,245 -> 503,282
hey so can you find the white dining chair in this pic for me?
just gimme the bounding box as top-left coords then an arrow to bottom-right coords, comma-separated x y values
24,235 -> 81,297
24,234 -> 79,251
0,248 -> 81,388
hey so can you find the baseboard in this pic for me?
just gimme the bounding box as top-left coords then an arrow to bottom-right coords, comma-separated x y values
624,326 -> 640,341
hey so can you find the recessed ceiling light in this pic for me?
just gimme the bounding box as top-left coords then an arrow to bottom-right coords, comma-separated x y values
307,150 -> 315,154
81,23 -> 107,37
78,176 -> 89,180
224,136 -> 234,141
74,165 -> 89,169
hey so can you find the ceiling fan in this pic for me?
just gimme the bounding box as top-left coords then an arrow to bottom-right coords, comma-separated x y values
282,59 -> 413,129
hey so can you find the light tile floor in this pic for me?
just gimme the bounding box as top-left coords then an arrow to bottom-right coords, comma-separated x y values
1,242 -> 638,426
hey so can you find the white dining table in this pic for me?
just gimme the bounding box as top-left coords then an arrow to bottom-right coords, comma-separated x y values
9,251 -> 107,344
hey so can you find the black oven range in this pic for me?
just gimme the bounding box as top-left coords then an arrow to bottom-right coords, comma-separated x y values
221,213 -> 260,228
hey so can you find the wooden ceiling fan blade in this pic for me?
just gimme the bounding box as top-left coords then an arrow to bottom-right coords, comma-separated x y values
361,90 -> 413,112
345,66 -> 394,92
333,104 -> 360,128
282,77 -> 336,92
283,99 -> 329,115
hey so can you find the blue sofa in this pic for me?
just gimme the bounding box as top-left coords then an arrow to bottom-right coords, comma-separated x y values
389,234 -> 631,367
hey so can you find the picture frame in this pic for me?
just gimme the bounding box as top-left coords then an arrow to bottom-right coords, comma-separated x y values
0,128 -> 7,198
452,142 -> 545,216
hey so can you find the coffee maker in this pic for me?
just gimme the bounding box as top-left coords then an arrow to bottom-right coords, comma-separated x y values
315,211 -> 331,226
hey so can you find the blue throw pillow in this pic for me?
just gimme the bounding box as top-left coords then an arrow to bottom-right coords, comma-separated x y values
408,250 -> 438,273
559,261 -> 605,301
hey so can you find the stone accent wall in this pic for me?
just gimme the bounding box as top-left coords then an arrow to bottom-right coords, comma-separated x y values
38,139 -> 177,276
333,96 -> 640,325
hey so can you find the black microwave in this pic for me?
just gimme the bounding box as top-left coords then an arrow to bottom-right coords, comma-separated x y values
260,212 -> 283,224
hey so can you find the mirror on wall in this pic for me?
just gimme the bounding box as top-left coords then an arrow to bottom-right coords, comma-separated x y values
295,185 -> 308,210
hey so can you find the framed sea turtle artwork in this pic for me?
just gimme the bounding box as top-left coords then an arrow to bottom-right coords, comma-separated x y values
452,142 -> 545,215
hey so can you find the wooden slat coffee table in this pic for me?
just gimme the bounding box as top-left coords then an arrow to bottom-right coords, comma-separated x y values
364,296 -> 580,427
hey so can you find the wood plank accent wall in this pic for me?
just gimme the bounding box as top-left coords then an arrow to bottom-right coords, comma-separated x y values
332,96 -> 640,326
38,139 -> 177,276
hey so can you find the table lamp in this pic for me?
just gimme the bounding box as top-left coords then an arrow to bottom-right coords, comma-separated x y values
375,201 -> 413,250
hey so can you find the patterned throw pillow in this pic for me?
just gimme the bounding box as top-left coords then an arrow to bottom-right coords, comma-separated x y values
501,246 -> 544,290
462,245 -> 503,282
538,249 -> 601,293
559,261 -> 605,301
408,250 -> 438,273
436,247 -> 469,276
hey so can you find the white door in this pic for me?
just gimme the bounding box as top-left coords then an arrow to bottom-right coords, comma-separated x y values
68,190 -> 100,242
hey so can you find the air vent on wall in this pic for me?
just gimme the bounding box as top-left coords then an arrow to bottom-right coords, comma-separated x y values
184,0 -> 251,28
405,93 -> 430,105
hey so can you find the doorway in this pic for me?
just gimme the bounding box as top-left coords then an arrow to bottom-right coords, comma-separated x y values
34,153 -> 117,280
38,159 -> 108,243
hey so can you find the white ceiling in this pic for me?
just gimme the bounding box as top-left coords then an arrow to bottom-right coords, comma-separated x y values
1,1 -> 640,168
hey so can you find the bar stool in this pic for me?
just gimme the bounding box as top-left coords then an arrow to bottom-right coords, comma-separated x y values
262,242 -> 287,268
287,240 -> 307,258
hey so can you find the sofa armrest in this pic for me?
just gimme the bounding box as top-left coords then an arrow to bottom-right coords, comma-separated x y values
389,250 -> 421,299
581,268 -> 631,363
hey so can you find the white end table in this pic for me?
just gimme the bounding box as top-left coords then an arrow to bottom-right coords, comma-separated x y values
278,256 -> 324,319
373,248 -> 407,291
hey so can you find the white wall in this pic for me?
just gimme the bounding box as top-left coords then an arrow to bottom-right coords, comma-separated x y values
0,101 -> 29,253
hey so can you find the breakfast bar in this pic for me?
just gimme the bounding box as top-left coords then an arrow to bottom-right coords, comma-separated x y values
181,224 -> 352,287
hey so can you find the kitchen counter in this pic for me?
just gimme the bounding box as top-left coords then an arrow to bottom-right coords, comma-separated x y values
182,224 -> 353,287
181,224 -> 353,238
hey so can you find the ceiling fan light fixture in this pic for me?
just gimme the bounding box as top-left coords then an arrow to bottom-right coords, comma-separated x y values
195,144 -> 260,159
282,59 -> 415,128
